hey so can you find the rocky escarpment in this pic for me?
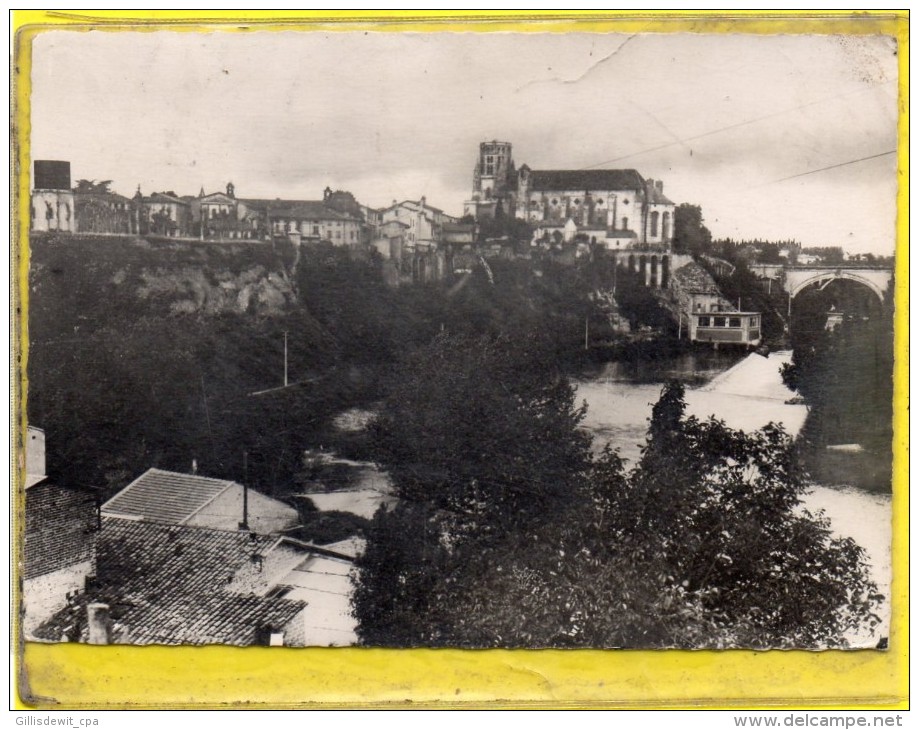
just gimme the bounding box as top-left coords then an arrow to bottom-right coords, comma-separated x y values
28,233 -> 298,321
136,263 -> 294,315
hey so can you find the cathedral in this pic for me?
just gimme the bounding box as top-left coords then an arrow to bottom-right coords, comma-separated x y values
463,140 -> 675,249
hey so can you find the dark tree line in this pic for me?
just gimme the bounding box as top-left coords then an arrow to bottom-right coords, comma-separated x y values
781,282 -> 894,492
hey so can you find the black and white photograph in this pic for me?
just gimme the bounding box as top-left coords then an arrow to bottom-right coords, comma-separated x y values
19,27 -> 897,653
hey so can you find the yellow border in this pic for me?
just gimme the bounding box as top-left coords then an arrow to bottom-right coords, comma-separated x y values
11,10 -> 909,710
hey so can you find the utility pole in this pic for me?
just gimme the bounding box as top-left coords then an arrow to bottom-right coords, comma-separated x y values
240,450 -> 249,532
283,331 -> 289,387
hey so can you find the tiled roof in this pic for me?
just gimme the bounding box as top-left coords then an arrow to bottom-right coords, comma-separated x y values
147,192 -> 190,206
240,199 -> 359,221
647,186 -> 674,205
33,518 -> 308,646
528,169 -> 645,192
24,482 -> 97,580
384,200 -> 446,215
199,192 -> 235,204
101,468 -> 235,524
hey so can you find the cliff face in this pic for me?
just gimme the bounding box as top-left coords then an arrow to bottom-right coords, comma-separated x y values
136,263 -> 294,315
27,234 -> 297,324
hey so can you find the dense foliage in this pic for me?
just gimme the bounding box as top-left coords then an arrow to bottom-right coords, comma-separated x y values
353,335 -> 882,648
671,203 -> 712,256
781,283 -> 894,491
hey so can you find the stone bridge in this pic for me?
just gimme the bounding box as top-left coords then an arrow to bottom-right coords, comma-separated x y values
782,265 -> 893,303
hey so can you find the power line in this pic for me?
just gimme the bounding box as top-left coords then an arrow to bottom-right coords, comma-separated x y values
760,150 -> 897,186
578,80 -> 896,170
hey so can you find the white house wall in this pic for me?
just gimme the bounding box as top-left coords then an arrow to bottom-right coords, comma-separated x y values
185,484 -> 300,535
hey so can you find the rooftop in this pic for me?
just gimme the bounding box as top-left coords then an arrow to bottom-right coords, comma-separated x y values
527,169 -> 646,193
241,198 -> 360,221
101,468 -> 237,524
33,518 -> 308,646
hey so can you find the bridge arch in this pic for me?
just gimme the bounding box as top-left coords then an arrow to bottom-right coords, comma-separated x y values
786,269 -> 889,303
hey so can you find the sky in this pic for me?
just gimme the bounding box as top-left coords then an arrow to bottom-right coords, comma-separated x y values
29,30 -> 899,254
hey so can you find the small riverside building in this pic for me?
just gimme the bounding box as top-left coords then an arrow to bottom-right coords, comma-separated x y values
690,311 -> 762,347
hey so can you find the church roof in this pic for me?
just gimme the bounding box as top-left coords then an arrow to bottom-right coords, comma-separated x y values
527,169 -> 645,192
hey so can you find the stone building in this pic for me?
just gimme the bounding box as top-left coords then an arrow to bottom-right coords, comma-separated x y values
463,140 -> 676,250
22,427 -> 98,638
30,160 -> 75,233
136,190 -> 193,237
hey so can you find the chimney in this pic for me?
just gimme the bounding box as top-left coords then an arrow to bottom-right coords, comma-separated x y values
656,181 -> 663,194
191,459 -> 198,475
87,603 -> 112,645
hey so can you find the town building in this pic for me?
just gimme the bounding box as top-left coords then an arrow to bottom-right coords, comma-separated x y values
669,260 -> 762,346
33,518 -> 358,646
22,427 -> 98,638
101,468 -> 300,535
191,182 -> 262,240
463,140 -> 676,250
30,160 -> 75,233
381,197 -> 458,249
378,197 -> 458,284
72,182 -> 137,235
238,196 -> 362,246
136,190 -> 193,237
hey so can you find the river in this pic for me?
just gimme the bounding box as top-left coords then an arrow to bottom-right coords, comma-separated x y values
575,349 -> 891,646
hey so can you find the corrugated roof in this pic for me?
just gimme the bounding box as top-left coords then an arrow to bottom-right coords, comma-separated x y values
528,169 -> 645,192
101,468 -> 235,524
33,518 -> 309,646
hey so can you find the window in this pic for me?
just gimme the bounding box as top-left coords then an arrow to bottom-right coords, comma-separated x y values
621,217 -> 629,230
714,317 -> 727,327
597,199 -> 604,206
551,199 -> 558,206
650,211 -> 659,236
699,316 -> 711,327
729,317 -> 741,328
623,199 -> 629,205
574,198 -> 580,205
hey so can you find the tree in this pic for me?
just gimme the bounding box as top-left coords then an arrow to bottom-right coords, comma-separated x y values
672,203 -> 712,256
74,179 -> 113,194
353,365 -> 882,648
367,331 -> 592,530
613,382 -> 881,647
